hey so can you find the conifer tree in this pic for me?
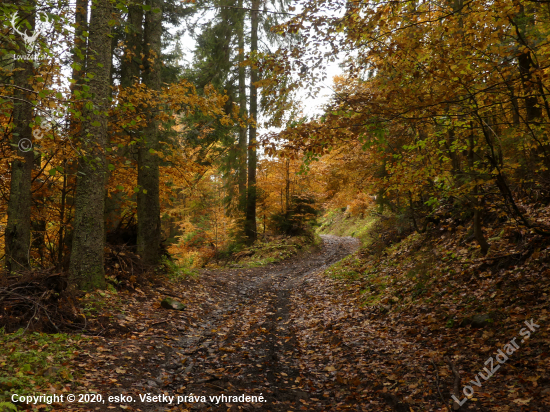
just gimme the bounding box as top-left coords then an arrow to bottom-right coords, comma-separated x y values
4,0 -> 36,272
69,0 -> 113,289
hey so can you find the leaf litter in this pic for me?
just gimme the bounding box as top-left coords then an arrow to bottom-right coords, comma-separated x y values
16,230 -> 549,412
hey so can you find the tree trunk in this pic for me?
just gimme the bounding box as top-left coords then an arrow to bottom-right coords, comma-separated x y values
61,0 -> 88,267
137,0 -> 163,265
237,0 -> 247,215
121,3 -> 143,87
285,159 -> 290,212
468,127 -> 490,255
4,2 -> 35,273
515,4 -> 541,123
69,0 -> 113,290
245,0 -> 260,245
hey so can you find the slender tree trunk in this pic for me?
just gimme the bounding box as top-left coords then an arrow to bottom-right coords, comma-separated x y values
515,5 -> 542,123
245,0 -> 260,245
61,0 -> 88,267
137,0 -> 163,265
5,1 -> 35,272
237,0 -> 247,215
69,0 -> 113,289
104,4 -> 143,238
121,3 -> 143,87
468,127 -> 490,255
285,159 -> 290,212
32,154 -> 46,265
473,186 -> 489,255
58,159 -> 68,265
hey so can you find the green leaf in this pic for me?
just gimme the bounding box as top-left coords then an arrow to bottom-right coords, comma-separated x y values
0,402 -> 17,411
108,163 -> 115,171
49,169 -> 57,176
116,185 -> 124,191
116,3 -> 128,12
142,189 -> 148,194
142,4 -> 151,11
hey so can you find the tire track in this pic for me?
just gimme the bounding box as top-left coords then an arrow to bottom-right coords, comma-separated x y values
142,235 -> 359,411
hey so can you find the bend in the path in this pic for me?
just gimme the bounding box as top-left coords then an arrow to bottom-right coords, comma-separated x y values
143,235 -> 359,411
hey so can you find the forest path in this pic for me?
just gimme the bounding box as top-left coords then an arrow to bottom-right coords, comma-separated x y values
69,230 -> 548,412
143,235 -> 359,411
71,235 -> 382,412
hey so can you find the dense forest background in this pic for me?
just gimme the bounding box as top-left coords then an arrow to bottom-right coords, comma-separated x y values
4,0 -> 550,287
1,0 -> 317,286
1,0 -> 550,293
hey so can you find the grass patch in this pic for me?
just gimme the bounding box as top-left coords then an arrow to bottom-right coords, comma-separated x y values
325,254 -> 363,281
161,256 -> 200,280
318,209 -> 380,247
0,329 -> 85,410
227,234 -> 319,268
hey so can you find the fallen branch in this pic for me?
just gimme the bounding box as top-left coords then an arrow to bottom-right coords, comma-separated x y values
431,360 -> 451,412
150,319 -> 170,326
446,357 -> 463,411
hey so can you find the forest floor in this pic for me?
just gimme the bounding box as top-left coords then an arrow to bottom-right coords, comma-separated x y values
3,226 -> 549,412
57,235 -> 368,412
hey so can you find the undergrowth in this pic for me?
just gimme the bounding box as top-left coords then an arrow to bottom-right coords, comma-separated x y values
222,234 -> 322,268
160,256 -> 199,281
318,206 -> 550,409
0,329 -> 85,411
320,205 -> 550,343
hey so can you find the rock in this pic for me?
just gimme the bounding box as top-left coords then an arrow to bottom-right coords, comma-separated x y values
161,297 -> 185,311
41,366 -> 60,377
380,304 -> 392,313
462,313 -> 494,328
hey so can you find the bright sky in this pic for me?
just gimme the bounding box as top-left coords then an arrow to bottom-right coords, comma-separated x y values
168,3 -> 344,131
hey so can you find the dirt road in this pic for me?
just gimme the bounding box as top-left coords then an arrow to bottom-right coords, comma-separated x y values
143,235 -> 359,411
69,235 -> 369,412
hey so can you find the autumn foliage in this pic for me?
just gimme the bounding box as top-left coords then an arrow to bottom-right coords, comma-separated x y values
260,0 -> 550,257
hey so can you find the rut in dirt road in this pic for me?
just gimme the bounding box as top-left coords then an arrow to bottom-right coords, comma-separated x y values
145,235 -> 359,411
